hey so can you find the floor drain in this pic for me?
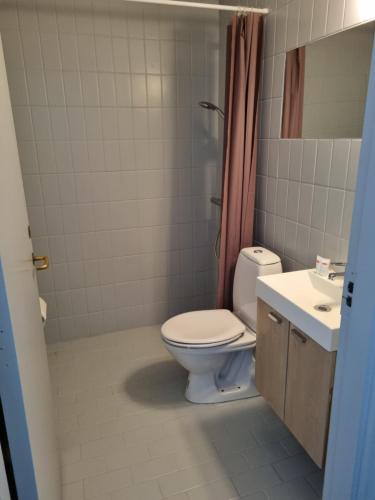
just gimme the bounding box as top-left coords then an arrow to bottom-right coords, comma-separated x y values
314,304 -> 332,312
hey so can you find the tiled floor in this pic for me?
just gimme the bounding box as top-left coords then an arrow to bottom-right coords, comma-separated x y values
48,326 -> 324,500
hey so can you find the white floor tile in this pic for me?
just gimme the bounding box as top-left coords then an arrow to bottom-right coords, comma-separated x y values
105,444 -> 150,471
61,445 -> 81,466
239,493 -> 267,500
62,481 -> 84,500
231,465 -> 282,496
83,467 -> 132,498
267,477 -> 319,499
306,471 -> 325,497
59,422 -> 102,448
110,480 -> 163,500
218,452 -> 249,476
62,457 -> 106,484
52,326 -> 323,500
250,419 -> 291,446
279,434 -> 305,456
273,454 -> 319,482
187,478 -> 238,500
164,493 -> 190,500
131,453 -> 182,483
158,461 -> 226,497
242,442 -> 287,469
81,434 -> 127,459
212,428 -> 258,455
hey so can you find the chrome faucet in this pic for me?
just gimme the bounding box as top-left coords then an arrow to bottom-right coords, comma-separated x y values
328,262 -> 347,281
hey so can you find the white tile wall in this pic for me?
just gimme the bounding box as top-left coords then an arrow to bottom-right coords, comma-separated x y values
253,0 -> 373,271
0,0 -> 220,342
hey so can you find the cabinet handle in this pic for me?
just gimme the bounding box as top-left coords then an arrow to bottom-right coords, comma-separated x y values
267,312 -> 282,324
291,328 -> 307,344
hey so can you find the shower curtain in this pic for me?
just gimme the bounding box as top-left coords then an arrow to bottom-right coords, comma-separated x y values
217,13 -> 263,309
281,47 -> 306,138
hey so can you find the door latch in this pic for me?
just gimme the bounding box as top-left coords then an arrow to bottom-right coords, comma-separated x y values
343,281 -> 354,308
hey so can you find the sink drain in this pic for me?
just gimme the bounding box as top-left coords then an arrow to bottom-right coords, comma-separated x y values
314,304 -> 332,312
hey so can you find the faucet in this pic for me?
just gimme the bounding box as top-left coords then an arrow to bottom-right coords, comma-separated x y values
328,262 -> 347,281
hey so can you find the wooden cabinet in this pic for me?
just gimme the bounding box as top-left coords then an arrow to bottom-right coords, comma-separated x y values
285,325 -> 336,467
256,300 -> 289,420
256,300 -> 336,468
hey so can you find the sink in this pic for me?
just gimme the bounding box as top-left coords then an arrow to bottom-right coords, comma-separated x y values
256,269 -> 344,351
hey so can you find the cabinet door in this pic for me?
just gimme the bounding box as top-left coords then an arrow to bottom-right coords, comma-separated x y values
285,325 -> 336,468
255,299 -> 290,419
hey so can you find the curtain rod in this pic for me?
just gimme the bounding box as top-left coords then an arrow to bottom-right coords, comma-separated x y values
123,0 -> 269,14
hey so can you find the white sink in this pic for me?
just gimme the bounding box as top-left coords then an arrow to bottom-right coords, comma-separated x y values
256,269 -> 344,351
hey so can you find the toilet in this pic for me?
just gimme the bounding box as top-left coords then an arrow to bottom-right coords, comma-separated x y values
161,247 -> 282,404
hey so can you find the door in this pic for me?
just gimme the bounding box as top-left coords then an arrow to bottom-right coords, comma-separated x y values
0,444 -> 11,500
285,325 -> 336,468
255,299 -> 289,419
0,36 -> 61,499
323,36 -> 375,499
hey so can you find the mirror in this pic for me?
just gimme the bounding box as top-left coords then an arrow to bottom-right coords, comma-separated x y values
281,22 -> 375,139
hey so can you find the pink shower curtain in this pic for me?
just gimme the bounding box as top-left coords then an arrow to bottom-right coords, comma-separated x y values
217,14 -> 264,309
281,47 -> 306,138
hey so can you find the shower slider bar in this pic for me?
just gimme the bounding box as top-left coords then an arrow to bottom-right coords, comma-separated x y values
210,196 -> 222,207
122,0 -> 269,14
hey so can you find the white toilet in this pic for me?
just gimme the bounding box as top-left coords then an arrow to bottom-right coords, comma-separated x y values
161,247 -> 282,404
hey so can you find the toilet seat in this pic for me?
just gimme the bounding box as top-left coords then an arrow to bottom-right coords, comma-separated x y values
161,309 -> 246,348
164,329 -> 256,352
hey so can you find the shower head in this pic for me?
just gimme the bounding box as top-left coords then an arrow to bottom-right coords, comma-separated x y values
198,101 -> 225,119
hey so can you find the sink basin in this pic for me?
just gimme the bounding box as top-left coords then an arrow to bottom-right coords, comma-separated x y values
256,269 -> 344,351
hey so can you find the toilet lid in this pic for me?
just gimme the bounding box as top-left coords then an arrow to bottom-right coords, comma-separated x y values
161,309 -> 246,346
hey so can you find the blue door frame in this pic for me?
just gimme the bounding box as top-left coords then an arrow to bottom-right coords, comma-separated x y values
0,260 -> 38,499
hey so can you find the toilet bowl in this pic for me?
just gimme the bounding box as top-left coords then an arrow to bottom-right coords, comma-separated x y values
162,310 -> 257,403
161,247 -> 282,404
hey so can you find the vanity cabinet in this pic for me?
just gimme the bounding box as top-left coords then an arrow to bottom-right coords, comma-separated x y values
285,325 -> 336,467
256,299 -> 336,468
255,300 -> 289,420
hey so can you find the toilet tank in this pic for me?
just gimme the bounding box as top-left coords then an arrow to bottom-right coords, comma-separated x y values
233,247 -> 282,332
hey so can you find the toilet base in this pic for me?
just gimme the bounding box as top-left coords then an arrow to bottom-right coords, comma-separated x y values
185,349 -> 259,404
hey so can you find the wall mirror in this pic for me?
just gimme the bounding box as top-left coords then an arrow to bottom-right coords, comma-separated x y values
281,22 -> 375,139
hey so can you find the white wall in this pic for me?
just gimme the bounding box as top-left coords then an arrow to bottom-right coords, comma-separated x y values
253,0 -> 375,271
0,0 -> 220,342
303,27 -> 373,139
